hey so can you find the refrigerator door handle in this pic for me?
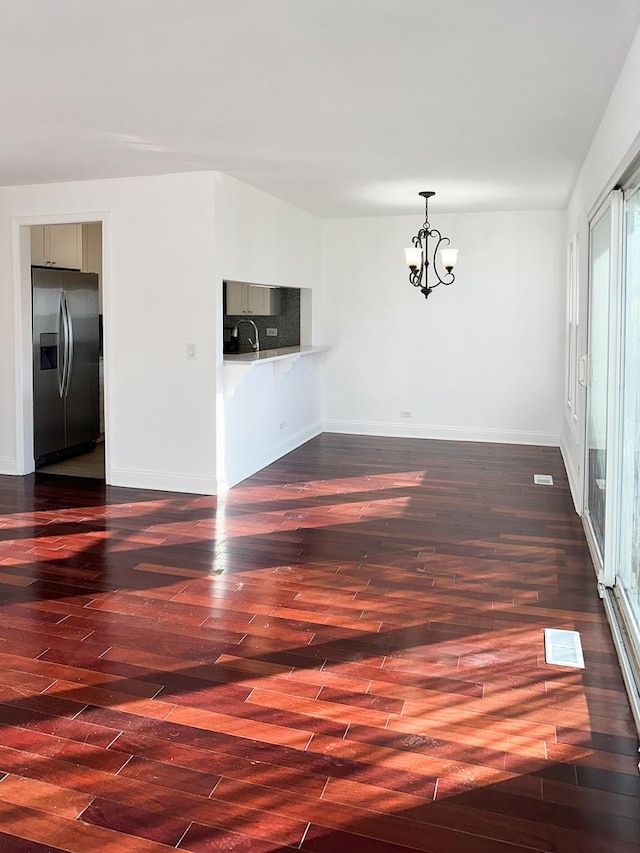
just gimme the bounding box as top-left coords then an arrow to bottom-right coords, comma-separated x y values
57,292 -> 65,398
63,292 -> 74,398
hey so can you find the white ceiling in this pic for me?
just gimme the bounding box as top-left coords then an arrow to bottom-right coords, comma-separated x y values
2,0 -> 640,216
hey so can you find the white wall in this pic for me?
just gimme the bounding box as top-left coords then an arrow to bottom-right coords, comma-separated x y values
222,355 -> 324,488
562,26 -> 640,510
321,209 -> 566,445
215,174 -> 324,488
0,172 -> 218,494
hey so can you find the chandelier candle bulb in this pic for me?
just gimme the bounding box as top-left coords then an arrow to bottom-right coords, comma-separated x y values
404,246 -> 423,269
440,247 -> 459,272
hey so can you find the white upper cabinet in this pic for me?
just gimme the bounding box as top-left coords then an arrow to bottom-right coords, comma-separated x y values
247,285 -> 272,315
48,225 -> 82,269
225,281 -> 281,316
31,224 -> 82,269
30,226 -> 47,266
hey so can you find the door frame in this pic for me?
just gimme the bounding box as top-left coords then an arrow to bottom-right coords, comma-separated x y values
11,212 -> 110,480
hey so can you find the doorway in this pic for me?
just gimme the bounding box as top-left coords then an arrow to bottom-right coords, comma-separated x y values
25,221 -> 106,481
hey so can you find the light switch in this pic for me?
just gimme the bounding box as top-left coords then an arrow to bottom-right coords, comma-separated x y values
186,343 -> 197,359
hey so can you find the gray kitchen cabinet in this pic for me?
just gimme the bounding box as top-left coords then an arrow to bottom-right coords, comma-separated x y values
225,281 -> 281,316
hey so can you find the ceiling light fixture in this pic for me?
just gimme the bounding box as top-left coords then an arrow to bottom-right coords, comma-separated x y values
404,191 -> 458,299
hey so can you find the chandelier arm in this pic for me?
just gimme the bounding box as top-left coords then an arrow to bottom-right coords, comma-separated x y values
428,228 -> 456,287
409,270 -> 423,287
408,226 -> 430,287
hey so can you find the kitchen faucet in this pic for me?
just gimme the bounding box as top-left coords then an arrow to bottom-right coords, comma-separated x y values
233,318 -> 260,352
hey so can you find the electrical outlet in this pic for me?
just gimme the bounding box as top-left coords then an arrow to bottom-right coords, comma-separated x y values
279,420 -> 287,430
400,410 -> 412,418
266,328 -> 278,336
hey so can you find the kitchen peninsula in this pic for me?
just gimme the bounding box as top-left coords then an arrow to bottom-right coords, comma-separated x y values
222,345 -> 329,399
220,276 -> 328,490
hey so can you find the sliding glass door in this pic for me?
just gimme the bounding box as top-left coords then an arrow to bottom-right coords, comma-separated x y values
585,203 -> 612,561
585,181 -> 640,725
584,192 -> 621,575
617,183 -> 640,640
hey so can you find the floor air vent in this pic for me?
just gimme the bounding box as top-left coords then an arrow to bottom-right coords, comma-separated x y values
534,474 -> 554,485
544,628 -> 585,668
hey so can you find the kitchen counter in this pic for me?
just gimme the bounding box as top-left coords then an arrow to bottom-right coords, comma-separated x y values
223,345 -> 329,365
222,345 -> 329,397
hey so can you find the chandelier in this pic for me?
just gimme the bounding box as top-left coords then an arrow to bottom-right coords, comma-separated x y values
404,191 -> 458,299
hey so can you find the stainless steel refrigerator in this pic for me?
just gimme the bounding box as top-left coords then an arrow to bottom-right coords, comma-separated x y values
32,266 -> 100,464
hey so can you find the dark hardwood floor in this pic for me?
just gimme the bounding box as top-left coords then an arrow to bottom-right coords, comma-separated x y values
0,433 -> 638,852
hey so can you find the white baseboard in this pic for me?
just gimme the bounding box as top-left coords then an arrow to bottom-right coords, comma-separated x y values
109,467 -> 218,496
0,457 -> 18,475
559,432 -> 582,515
222,420 -> 323,490
322,419 -> 559,447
